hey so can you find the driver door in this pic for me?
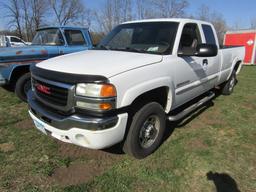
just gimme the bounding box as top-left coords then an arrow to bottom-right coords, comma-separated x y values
173,23 -> 208,107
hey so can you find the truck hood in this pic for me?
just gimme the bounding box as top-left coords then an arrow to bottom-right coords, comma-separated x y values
0,46 -> 58,63
36,50 -> 163,78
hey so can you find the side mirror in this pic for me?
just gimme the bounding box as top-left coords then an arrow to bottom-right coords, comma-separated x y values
195,44 -> 218,57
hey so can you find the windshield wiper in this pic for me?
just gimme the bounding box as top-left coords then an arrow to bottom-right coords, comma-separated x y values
97,45 -> 110,50
125,47 -> 148,53
110,47 -> 148,53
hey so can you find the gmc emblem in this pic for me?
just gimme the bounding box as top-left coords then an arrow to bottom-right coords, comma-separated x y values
35,84 -> 51,95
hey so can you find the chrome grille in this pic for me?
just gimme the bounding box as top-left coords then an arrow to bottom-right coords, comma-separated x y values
32,75 -> 75,112
33,78 -> 68,106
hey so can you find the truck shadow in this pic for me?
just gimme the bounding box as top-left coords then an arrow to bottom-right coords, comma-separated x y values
51,91 -> 223,186
207,171 -> 241,192
163,89 -> 221,143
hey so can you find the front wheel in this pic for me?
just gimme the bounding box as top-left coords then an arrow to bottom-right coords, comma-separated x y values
123,102 -> 166,159
15,73 -> 31,102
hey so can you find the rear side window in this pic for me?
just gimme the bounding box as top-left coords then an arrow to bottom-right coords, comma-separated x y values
202,25 -> 216,45
11,37 -> 23,43
64,30 -> 86,45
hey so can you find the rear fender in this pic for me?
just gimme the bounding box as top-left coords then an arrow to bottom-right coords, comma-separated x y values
227,57 -> 242,79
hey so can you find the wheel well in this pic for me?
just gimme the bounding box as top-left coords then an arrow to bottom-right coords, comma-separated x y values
130,87 -> 169,112
9,66 -> 30,86
122,86 -> 169,143
234,61 -> 242,72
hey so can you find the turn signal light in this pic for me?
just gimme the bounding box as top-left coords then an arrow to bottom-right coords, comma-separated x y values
100,84 -> 116,97
99,103 -> 113,110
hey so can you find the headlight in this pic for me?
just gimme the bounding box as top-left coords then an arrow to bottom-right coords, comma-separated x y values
76,83 -> 116,98
75,83 -> 116,111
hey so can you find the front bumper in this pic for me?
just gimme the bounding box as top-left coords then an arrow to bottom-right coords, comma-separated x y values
28,90 -> 128,149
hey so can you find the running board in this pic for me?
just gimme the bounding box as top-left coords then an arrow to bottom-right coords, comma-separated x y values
168,92 -> 215,121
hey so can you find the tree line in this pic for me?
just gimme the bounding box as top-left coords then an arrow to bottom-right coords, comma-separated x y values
0,0 -> 233,44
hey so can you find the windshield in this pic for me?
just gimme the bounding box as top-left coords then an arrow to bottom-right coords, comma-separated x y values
98,22 -> 179,55
32,29 -> 64,46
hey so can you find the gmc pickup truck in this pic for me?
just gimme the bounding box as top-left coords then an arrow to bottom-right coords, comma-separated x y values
0,26 -> 93,101
28,19 -> 245,159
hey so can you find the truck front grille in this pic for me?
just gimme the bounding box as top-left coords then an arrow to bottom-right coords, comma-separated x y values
32,76 -> 75,112
33,78 -> 68,106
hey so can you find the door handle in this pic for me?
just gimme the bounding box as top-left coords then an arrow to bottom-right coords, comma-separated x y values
203,59 -> 208,66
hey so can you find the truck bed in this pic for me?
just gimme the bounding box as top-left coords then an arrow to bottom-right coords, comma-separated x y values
218,46 -> 245,85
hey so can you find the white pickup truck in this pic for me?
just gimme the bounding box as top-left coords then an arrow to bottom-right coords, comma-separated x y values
0,35 -> 30,47
27,19 -> 245,159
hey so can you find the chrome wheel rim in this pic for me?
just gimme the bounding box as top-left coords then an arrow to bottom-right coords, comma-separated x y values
229,76 -> 236,92
139,115 -> 160,149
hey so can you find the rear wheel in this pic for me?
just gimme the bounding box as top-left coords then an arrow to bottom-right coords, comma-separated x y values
221,71 -> 237,95
123,102 -> 166,159
15,73 -> 31,102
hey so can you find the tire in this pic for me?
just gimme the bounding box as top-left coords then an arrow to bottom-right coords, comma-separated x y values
15,72 -> 31,102
221,71 -> 237,95
123,102 -> 166,159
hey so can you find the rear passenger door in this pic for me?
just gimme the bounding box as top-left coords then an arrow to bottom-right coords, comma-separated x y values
59,29 -> 89,54
201,24 -> 221,87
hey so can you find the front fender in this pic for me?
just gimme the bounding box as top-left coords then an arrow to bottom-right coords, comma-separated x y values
120,76 -> 175,113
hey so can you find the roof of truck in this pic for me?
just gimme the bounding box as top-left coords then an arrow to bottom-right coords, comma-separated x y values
37,26 -> 89,31
123,18 -> 212,25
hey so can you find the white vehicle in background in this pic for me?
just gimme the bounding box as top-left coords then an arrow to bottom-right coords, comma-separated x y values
0,35 -> 31,47
0,35 -> 5,47
28,18 -> 245,159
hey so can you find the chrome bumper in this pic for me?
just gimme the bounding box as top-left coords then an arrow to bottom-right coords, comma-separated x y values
27,90 -> 118,131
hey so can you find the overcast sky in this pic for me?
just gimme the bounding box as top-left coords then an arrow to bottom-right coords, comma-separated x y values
0,0 -> 255,30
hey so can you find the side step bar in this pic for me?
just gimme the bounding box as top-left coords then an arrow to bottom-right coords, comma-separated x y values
168,92 -> 215,121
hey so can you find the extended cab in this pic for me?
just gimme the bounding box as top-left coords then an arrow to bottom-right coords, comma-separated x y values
28,19 -> 245,159
0,26 -> 93,101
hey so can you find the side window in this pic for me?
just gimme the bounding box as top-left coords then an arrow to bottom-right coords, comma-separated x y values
179,23 -> 202,55
11,37 -> 23,43
202,24 -> 216,45
64,30 -> 87,45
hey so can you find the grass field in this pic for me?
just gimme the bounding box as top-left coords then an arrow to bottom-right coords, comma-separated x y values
0,66 -> 255,192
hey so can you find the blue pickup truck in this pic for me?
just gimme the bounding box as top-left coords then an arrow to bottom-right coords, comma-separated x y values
0,26 -> 93,101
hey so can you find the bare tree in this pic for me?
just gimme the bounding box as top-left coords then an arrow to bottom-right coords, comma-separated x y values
49,0 -> 85,26
22,0 -> 32,41
95,0 -> 133,33
136,0 -> 155,19
211,13 -> 228,45
2,0 -> 23,38
31,0 -> 48,30
21,0 -> 48,41
152,0 -> 189,18
197,4 -> 210,21
251,17 -> 256,29
197,4 -> 228,45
